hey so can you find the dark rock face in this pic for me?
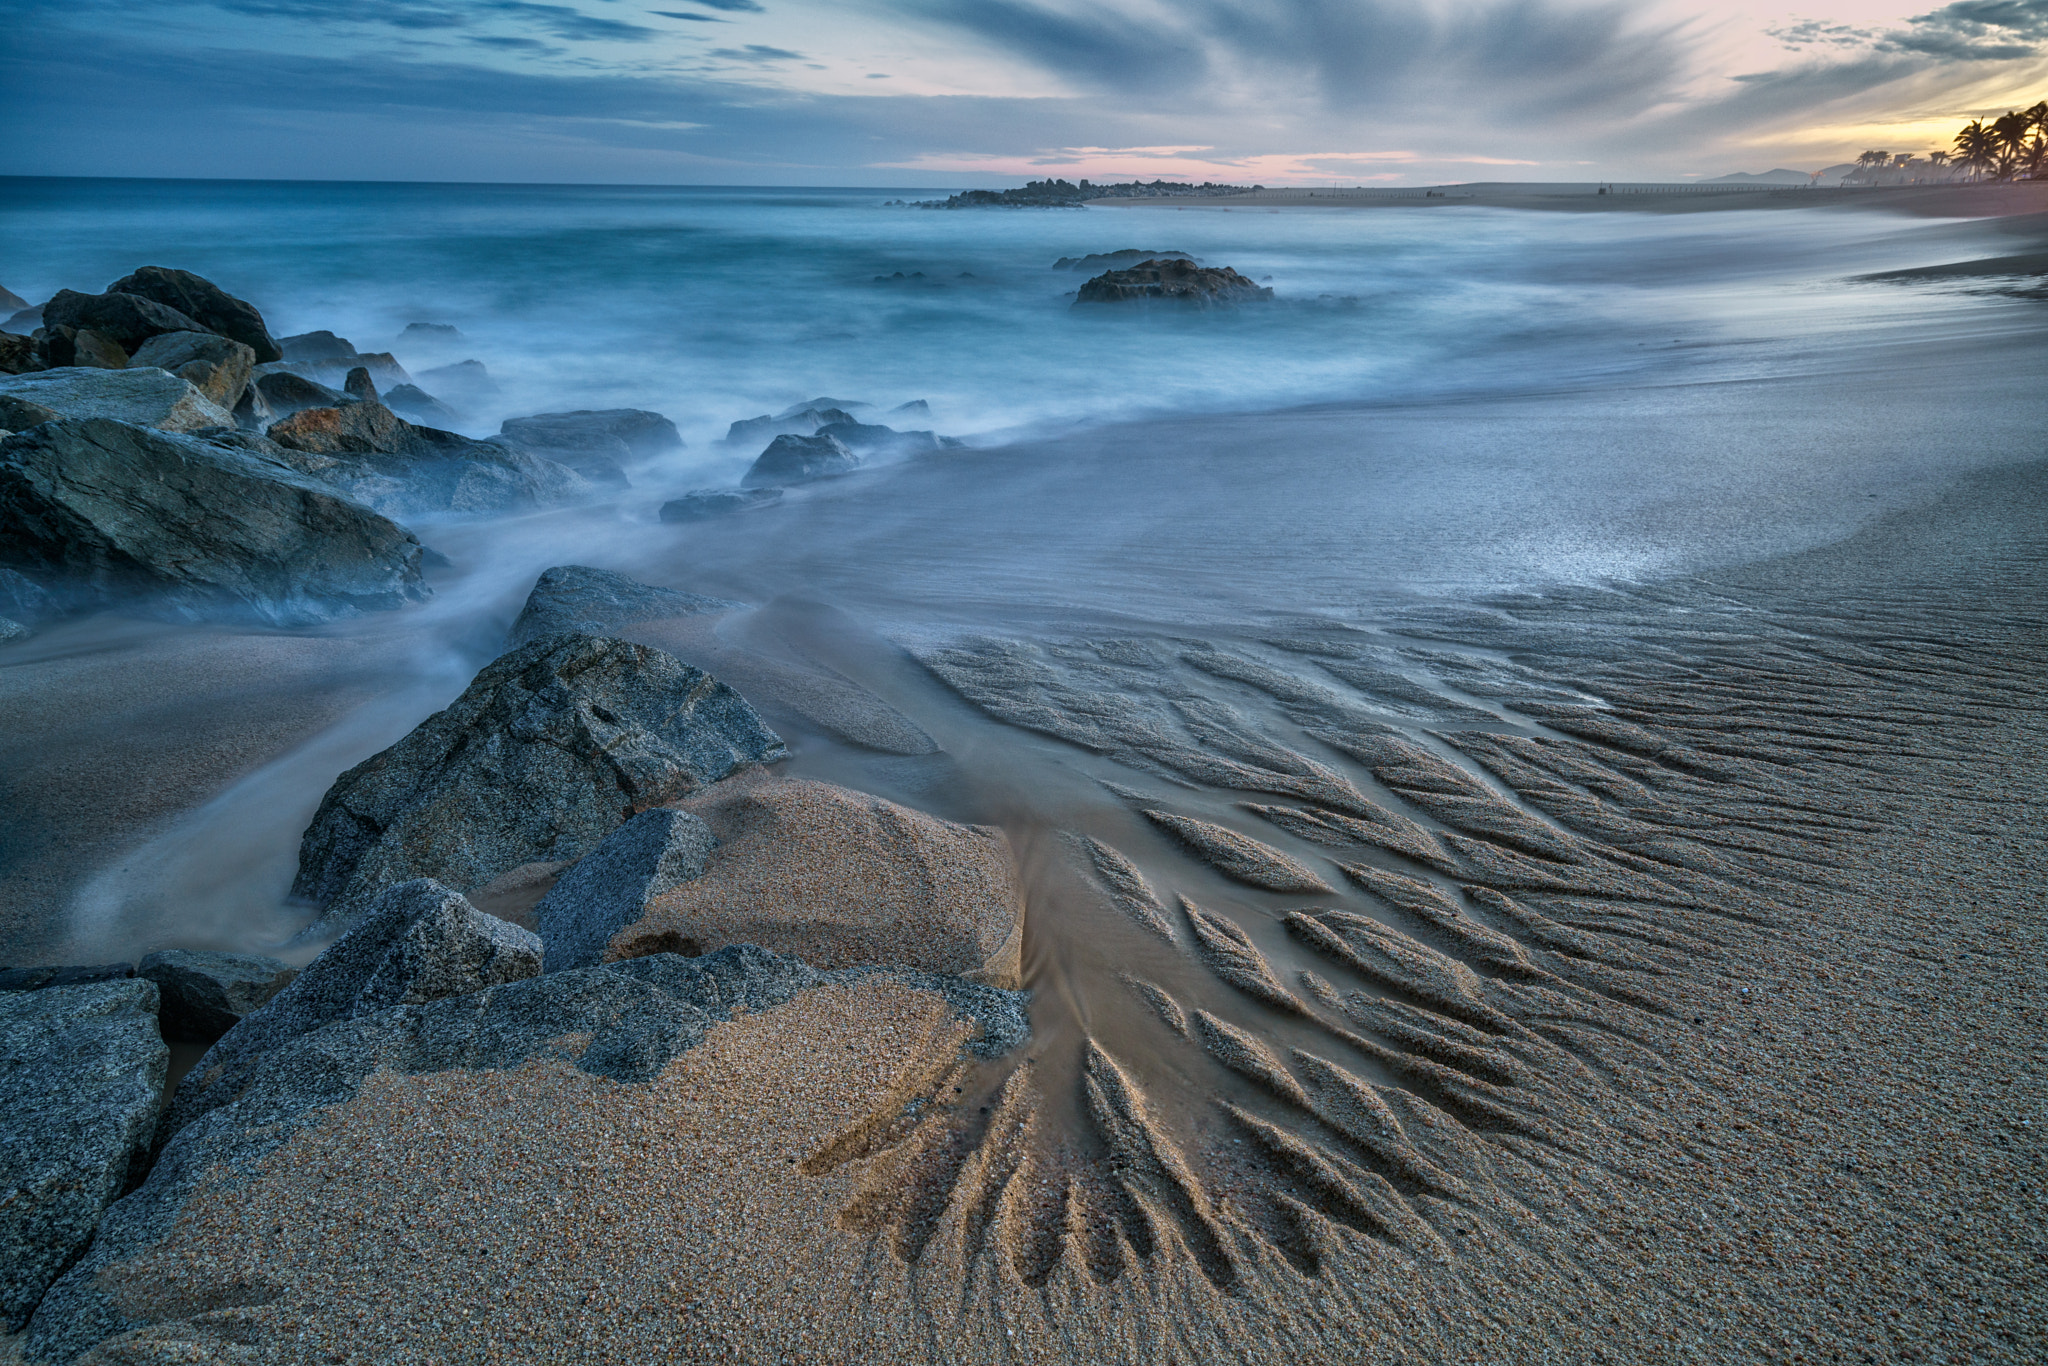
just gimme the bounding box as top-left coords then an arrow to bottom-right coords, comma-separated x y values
342,366 -> 377,402
723,405 -> 858,449
742,432 -> 859,487
38,291 -> 206,354
1074,258 -> 1274,306
507,564 -> 743,648
290,634 -> 787,926
127,332 -> 255,410
0,565 -> 59,632
0,285 -> 25,313
278,330 -> 357,364
399,322 -> 462,342
0,417 -> 429,626
1053,249 -> 1193,272
4,307 -> 43,333
814,420 -> 939,456
500,409 -> 683,460
0,964 -> 135,992
106,268 -> 282,364
136,951 -> 298,1043
0,980 -> 167,1331
658,487 -> 783,522
0,332 -> 41,376
381,383 -> 460,427
251,368 -> 345,419
264,399 -> 589,517
25,945 -> 1026,1362
43,328 -> 128,371
536,809 -> 718,971
0,395 -> 60,432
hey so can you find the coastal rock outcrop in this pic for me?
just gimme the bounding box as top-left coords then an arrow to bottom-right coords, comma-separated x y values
127,332 -> 255,410
743,431 -> 859,487
0,331 -> 41,376
107,267 -> 281,363
415,359 -> 499,407
1075,258 -> 1274,306
291,633 -> 787,926
660,487 -> 783,522
38,290 -> 207,355
606,776 -> 1027,988
723,403 -> 859,449
0,418 -> 429,626
507,563 -> 743,648
499,408 -> 683,473
1053,249 -> 1194,272
264,398 -> 589,516
0,565 -> 59,638
137,950 -> 298,1043
815,419 -> 939,456
250,368 -> 344,419
535,808 -> 718,971
0,979 -> 167,1331
381,382 -> 460,427
0,368 -> 234,433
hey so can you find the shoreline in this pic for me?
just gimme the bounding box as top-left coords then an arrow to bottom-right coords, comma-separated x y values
1091,178 -> 2048,217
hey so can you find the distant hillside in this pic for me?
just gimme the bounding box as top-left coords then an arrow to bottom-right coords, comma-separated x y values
1700,169 -> 1813,185
913,178 -> 1257,209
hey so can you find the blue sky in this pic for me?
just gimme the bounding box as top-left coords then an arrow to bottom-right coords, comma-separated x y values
4,0 -> 2046,185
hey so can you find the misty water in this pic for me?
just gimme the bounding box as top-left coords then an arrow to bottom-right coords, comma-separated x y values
4,178 -> 2045,977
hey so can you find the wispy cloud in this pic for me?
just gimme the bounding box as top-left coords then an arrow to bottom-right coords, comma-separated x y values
706,43 -> 803,62
1882,0 -> 2048,59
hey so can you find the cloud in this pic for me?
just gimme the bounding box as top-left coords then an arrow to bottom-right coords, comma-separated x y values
652,9 -> 727,19
1882,0 -> 2048,59
215,0 -> 661,41
706,43 -> 803,61
679,0 -> 764,9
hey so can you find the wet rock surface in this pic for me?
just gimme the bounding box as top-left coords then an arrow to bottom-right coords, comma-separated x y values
0,980 -> 167,1331
106,268 -> 281,363
743,432 -> 859,487
1075,258 -> 1274,306
263,399 -> 589,516
0,418 -> 429,626
136,950 -> 297,1043
507,563 -> 743,648
660,487 -> 783,522
38,291 -> 206,355
0,368 -> 235,433
290,633 -> 787,927
126,332 -> 255,410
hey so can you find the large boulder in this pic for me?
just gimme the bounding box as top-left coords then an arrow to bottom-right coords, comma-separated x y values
250,366 -> 344,419
742,431 -> 859,487
106,268 -> 281,363
24,947 -> 1025,1364
291,634 -> 787,927
136,950 -> 297,1043
127,331 -> 255,410
535,808 -> 718,971
723,404 -> 858,449
605,777 -> 1027,988
277,330 -> 357,364
815,419 -> 939,457
41,327 -> 129,371
0,565 -> 59,636
265,399 -> 589,516
0,367 -> 233,433
0,331 -> 41,376
38,290 -> 206,354
1074,257 -> 1274,306
382,382 -> 461,427
659,487 -> 782,523
0,418 -> 429,626
507,563 -> 742,648
499,409 -> 683,487
0,980 -> 167,1331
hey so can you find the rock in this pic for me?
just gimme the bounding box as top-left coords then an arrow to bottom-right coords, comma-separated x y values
4,307 -> 43,333
536,809 -> 718,971
0,367 -> 233,433
264,399 -> 590,516
723,405 -> 858,449
659,487 -> 783,522
889,398 -> 931,417
507,564 -> 743,648
1075,258 -> 1274,306
38,290 -> 207,353
0,395 -> 60,431
777,397 -> 871,419
163,880 -> 539,1137
611,777 -> 1026,988
381,383 -> 460,427
0,565 -> 59,630
0,617 -> 26,642
1053,249 -> 1194,272
0,964 -> 135,992
0,285 -> 25,313
127,331 -> 256,409
416,359 -> 499,407
47,327 -> 129,371
0,331 -> 42,376
290,634 -> 787,926
0,417 -> 430,626
0,980 -> 167,1331
344,351 -> 413,390
742,432 -> 858,487
251,366 -> 345,419
1142,809 -> 1334,892
814,420 -> 939,456
342,365 -> 378,401
278,330 -> 357,364
25,945 -> 1025,1362
500,409 -> 683,461
106,268 -> 281,363
399,322 -> 463,343
136,951 -> 297,1043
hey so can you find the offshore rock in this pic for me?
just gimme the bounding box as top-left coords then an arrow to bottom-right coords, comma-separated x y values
290,633 -> 787,927
137,950 -> 298,1043
278,330 -> 358,364
723,405 -> 857,449
742,432 -> 858,487
1053,249 -> 1194,272
0,367 -> 233,433
382,382 -> 461,427
0,418 -> 429,626
127,331 -> 256,410
107,267 -> 282,363
536,808 -> 719,971
415,359 -> 498,407
814,420 -> 939,456
500,408 -> 683,459
612,776 -> 1027,988
507,563 -> 743,648
659,487 -> 783,522
1075,258 -> 1274,306
265,399 -> 589,517
0,980 -> 167,1331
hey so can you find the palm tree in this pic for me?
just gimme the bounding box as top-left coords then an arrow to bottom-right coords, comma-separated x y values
1991,112 -> 2033,178
1953,121 -> 1996,180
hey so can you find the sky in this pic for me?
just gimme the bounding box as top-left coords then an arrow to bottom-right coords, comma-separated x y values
2,0 -> 2046,186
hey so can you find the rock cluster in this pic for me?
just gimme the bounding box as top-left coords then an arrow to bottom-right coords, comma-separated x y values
1075,257 -> 1275,306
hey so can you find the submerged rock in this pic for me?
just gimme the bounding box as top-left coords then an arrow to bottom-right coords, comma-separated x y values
107,267 -> 281,363
1075,258 -> 1273,306
1053,248 -> 1194,272
0,417 -> 429,626
0,980 -> 167,1331
291,633 -> 787,927
742,432 -> 859,487
507,563 -> 743,648
501,409 -> 682,460
264,398 -> 589,516
610,776 -> 1026,988
137,950 -> 298,1043
399,322 -> 463,343
127,331 -> 255,409
0,367 -> 234,433
536,808 -> 718,971
659,487 -> 783,522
